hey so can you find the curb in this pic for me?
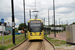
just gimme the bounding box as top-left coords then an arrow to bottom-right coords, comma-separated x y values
44,37 -> 56,50
7,38 -> 27,50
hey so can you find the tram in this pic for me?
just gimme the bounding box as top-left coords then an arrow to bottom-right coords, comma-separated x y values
28,19 -> 44,40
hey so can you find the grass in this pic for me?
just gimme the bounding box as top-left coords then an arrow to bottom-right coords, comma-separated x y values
0,34 -> 27,50
0,46 -> 6,50
0,34 -> 24,41
44,34 -> 70,46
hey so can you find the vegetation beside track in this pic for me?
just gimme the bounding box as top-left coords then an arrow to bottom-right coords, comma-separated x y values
0,34 -> 24,41
44,34 -> 71,46
0,34 -> 27,50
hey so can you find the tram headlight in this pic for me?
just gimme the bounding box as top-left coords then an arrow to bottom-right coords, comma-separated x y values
39,33 -> 41,36
30,33 -> 32,36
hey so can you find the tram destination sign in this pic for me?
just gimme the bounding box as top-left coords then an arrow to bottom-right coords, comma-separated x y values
30,20 -> 41,23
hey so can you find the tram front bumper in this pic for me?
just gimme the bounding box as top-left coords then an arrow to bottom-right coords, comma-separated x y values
28,36 -> 44,40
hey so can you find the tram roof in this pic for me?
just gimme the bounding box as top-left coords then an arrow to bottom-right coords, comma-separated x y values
28,19 -> 43,23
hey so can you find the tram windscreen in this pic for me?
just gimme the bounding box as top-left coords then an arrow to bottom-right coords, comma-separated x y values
29,21 -> 42,32
30,24 -> 41,27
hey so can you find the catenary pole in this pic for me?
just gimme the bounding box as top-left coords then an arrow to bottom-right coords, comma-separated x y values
11,0 -> 15,45
53,0 -> 56,37
48,9 -> 50,26
59,18 -> 60,26
29,10 -> 31,19
44,18 -> 45,25
23,0 -> 26,38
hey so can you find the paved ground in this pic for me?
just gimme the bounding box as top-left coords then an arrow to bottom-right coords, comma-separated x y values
47,32 -> 75,50
48,32 -> 66,41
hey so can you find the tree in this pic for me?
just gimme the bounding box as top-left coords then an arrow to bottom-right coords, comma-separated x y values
18,23 -> 27,30
15,28 -> 18,33
72,22 -> 75,24
70,22 -> 75,25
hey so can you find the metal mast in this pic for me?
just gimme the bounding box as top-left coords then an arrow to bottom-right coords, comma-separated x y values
23,0 -> 26,38
48,9 -> 50,26
11,0 -> 15,45
29,10 -> 31,19
35,0 -> 36,10
53,0 -> 56,37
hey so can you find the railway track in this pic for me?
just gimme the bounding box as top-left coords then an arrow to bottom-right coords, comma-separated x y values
24,40 -> 44,50
9,38 -> 55,50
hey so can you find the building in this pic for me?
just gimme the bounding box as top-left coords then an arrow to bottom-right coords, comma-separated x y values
0,22 -> 12,34
5,26 -> 12,34
0,22 -> 7,26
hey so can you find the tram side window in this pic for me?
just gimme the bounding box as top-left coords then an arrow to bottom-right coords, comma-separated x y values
42,23 -> 43,30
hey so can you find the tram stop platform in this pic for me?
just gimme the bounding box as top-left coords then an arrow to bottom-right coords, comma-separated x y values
47,33 -> 66,41
47,32 -> 75,50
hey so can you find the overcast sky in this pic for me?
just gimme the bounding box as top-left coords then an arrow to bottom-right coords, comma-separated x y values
0,0 -> 75,28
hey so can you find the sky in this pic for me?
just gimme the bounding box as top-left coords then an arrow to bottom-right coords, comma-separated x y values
0,0 -> 75,28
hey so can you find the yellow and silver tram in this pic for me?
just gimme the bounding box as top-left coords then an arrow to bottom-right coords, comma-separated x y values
28,19 -> 44,40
